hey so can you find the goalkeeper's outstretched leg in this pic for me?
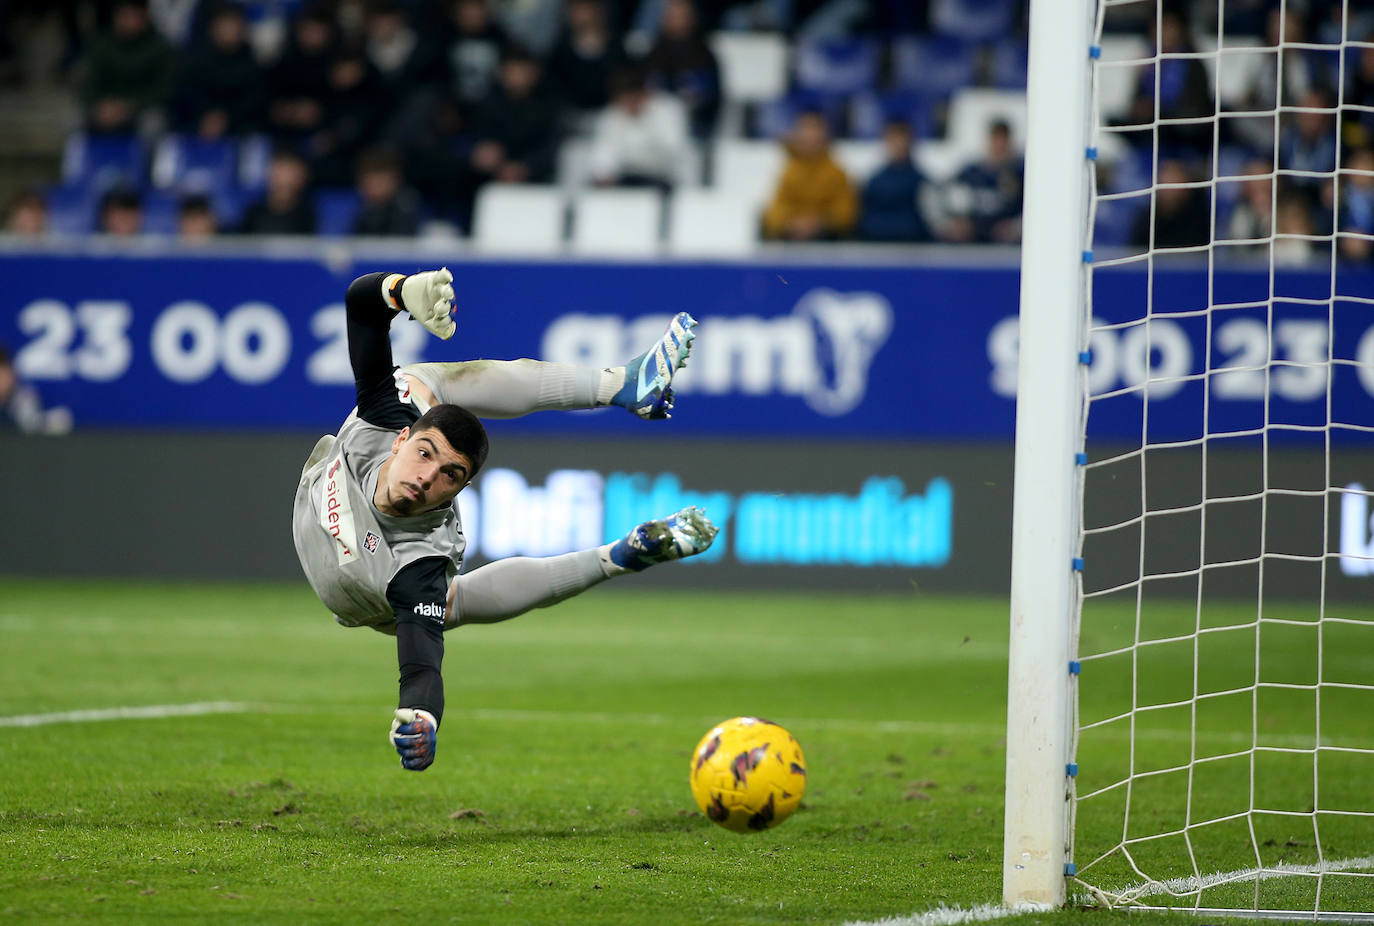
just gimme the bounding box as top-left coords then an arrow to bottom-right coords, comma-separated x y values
398,311 -> 697,421
444,506 -> 719,629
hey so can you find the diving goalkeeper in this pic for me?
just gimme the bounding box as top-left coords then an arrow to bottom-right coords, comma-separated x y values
291,268 -> 716,772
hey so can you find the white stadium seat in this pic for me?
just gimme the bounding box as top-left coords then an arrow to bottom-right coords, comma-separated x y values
1195,35 -> 1267,110
945,88 -> 1028,160
913,139 -> 966,183
471,184 -> 566,255
710,31 -> 788,102
710,31 -> 788,136
667,189 -> 758,257
710,139 -> 784,209
569,188 -> 664,257
1096,35 -> 1150,122
833,140 -> 886,186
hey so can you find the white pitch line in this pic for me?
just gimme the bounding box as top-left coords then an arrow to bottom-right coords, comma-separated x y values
1076,854 -> 1374,905
0,701 -> 251,728
840,902 -> 1053,926
840,857 -> 1374,926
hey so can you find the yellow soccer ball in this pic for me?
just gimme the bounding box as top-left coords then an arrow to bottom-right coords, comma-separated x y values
688,717 -> 807,833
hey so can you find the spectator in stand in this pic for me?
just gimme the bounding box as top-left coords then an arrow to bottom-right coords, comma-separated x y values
1274,190 -> 1317,265
1253,9 -> 1324,111
1131,159 -> 1210,250
310,43 -> 389,187
239,148 -> 318,235
444,0 -> 509,120
587,67 -> 691,191
177,193 -> 218,239
1227,158 -> 1274,251
1345,35 -> 1374,150
171,3 -> 265,140
1126,10 -> 1212,155
266,4 -> 338,143
79,0 -> 174,135
363,0 -> 444,139
351,146 -> 423,236
5,190 -> 48,237
1338,147 -> 1374,262
946,120 -> 1023,244
0,345 -> 72,435
547,0 -> 627,126
642,0 -> 720,140
857,120 -> 931,243
487,0 -> 563,56
98,186 -> 144,236
761,109 -> 856,242
468,46 -> 560,189
1279,87 -> 1338,190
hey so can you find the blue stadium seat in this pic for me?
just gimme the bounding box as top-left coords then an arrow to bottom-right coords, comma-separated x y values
849,91 -> 937,140
44,184 -> 97,234
61,133 -> 146,193
1093,197 -> 1146,247
753,90 -> 847,139
314,188 -> 362,236
891,35 -> 977,101
793,39 -> 882,97
236,134 -> 273,192
141,191 -> 182,235
151,134 -> 238,197
990,37 -> 1029,90
211,185 -> 253,229
930,0 -> 1018,43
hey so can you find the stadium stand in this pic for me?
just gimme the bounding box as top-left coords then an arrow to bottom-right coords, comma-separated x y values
3,0 -> 1364,256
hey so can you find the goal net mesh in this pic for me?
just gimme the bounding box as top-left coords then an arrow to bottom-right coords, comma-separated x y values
1070,0 -> 1374,916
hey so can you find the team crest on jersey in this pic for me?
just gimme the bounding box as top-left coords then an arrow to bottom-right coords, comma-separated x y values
393,369 -> 413,406
363,530 -> 381,554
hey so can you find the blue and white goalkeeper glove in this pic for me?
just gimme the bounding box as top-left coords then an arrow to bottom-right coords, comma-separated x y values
398,268 -> 456,340
388,708 -> 438,771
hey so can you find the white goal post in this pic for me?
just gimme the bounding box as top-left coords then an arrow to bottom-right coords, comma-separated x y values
1002,0 -> 1093,909
1005,0 -> 1374,917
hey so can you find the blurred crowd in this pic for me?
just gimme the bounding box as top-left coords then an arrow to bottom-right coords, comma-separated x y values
0,0 -> 1369,258
1102,3 -> 1374,262
0,0 -> 1025,244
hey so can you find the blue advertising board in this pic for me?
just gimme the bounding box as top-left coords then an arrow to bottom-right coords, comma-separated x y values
1,248 -> 1370,441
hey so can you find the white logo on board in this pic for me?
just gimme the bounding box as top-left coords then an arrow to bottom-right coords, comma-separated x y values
1339,483 -> 1374,577
540,289 -> 894,417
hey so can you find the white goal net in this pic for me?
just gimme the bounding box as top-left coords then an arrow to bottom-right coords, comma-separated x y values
1068,0 -> 1374,917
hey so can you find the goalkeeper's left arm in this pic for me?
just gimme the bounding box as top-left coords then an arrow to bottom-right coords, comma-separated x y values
385,558 -> 449,771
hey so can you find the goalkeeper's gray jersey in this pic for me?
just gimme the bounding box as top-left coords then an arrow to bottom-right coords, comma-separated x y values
291,411 -> 465,631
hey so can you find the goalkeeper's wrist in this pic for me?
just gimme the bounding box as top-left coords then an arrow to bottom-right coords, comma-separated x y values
382,273 -> 406,313
408,707 -> 439,729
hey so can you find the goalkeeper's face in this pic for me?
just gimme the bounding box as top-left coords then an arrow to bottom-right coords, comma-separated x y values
377,426 -> 473,516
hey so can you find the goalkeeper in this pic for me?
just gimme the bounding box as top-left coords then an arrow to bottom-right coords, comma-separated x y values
291,268 -> 715,772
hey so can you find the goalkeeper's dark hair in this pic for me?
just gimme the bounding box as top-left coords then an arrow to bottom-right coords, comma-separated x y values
412,404 -> 489,480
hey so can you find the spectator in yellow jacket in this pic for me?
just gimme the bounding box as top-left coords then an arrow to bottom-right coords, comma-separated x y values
762,111 -> 857,241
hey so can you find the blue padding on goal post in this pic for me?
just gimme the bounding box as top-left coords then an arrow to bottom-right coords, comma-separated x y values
1072,557 -> 1085,571
1069,660 -> 1081,674
1065,862 -> 1077,876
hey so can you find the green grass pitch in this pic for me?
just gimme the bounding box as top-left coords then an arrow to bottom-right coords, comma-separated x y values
0,579 -> 1369,924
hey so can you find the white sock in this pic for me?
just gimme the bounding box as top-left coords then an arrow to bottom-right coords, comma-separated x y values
597,542 -> 631,577
597,367 -> 625,406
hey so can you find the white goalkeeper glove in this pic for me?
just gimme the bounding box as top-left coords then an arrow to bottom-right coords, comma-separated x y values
388,708 -> 439,771
397,268 -> 456,340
